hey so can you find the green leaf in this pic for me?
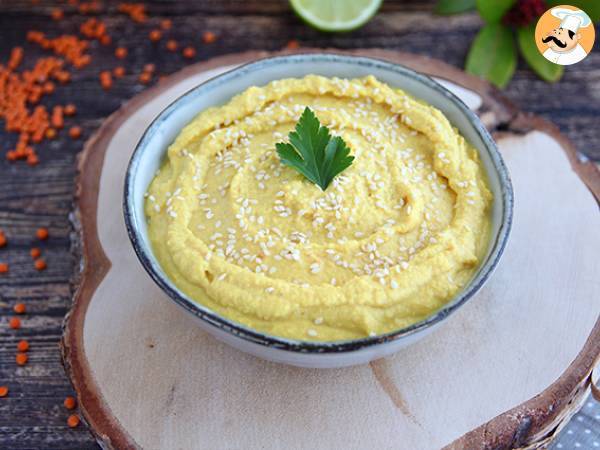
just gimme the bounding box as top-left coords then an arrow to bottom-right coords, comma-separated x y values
435,0 -> 476,15
466,23 -> 517,88
545,0 -> 600,23
276,107 -> 354,191
517,25 -> 564,82
476,0 -> 516,22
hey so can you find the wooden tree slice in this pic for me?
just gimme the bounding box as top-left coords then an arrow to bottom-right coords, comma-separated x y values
61,49 -> 600,450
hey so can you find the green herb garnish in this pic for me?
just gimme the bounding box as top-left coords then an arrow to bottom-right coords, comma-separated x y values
276,107 -> 354,191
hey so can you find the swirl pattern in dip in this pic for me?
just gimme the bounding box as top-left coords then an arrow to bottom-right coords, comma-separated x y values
145,75 -> 492,341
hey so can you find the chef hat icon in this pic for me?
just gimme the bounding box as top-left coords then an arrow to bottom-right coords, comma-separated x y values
551,7 -> 592,33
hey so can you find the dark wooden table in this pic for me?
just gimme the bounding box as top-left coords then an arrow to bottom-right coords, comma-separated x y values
0,1 -> 598,448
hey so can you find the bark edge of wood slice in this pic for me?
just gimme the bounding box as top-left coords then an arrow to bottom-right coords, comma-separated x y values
60,48 -> 600,450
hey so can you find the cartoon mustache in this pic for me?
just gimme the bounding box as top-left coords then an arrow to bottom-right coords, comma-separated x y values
542,35 -> 567,48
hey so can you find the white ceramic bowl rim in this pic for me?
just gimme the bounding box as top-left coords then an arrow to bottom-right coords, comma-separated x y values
124,53 -> 514,353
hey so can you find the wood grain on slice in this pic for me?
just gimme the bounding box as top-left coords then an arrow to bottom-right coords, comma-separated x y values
61,49 -> 600,450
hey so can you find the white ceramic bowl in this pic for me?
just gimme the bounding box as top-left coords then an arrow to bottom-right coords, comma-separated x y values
124,53 -> 513,368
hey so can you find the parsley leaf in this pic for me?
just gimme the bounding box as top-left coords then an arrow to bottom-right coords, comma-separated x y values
276,107 -> 354,191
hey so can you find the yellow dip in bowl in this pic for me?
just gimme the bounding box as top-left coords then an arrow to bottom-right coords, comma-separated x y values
144,75 -> 492,341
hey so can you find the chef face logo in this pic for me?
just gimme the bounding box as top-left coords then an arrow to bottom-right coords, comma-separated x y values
535,5 -> 595,66
542,27 -> 579,52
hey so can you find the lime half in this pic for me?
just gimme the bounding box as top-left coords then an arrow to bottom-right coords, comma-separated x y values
290,0 -> 383,32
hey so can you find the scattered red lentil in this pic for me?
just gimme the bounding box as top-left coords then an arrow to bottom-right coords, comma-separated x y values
79,1 -> 102,14
55,71 -> 71,84
43,81 -> 55,94
203,31 -> 216,44
51,106 -> 64,129
182,46 -> 196,59
69,126 -> 82,139
27,154 -> 39,166
0,386 -> 8,398
64,396 -> 77,410
16,353 -> 28,366
286,39 -> 300,50
7,46 -> 23,70
45,128 -> 57,140
36,227 -> 49,240
0,46 -> 77,163
100,35 -> 112,46
67,414 -> 80,428
143,63 -> 156,73
79,3 -> 90,14
113,66 -> 125,78
51,8 -> 64,21
9,317 -> 21,329
0,263 -> 8,274
166,39 -> 178,52
0,231 -> 6,247
34,259 -> 47,271
64,104 -> 76,116
138,72 -> 152,85
80,18 -> 107,41
30,247 -> 41,259
160,19 -> 172,30
99,70 -> 113,90
73,54 -> 92,70
118,3 -> 148,23
149,29 -> 162,42
27,32 -> 91,67
17,340 -> 29,352
13,303 -> 26,314
115,47 -> 128,59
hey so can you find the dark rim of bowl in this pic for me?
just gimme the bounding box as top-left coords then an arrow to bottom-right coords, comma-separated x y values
123,53 -> 514,354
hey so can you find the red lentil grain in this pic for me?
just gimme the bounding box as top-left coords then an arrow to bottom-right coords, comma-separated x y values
149,30 -> 162,42
166,39 -> 178,52
64,396 -> 77,410
64,104 -> 76,116
36,228 -> 49,240
286,39 -> 300,49
9,317 -> 20,329
203,31 -> 216,44
16,353 -> 28,366
69,126 -> 82,139
139,72 -> 152,84
51,8 -> 64,21
17,340 -> 29,352
67,414 -> 80,428
115,47 -> 128,59
34,259 -> 47,271
182,46 -> 196,59
113,66 -> 125,78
